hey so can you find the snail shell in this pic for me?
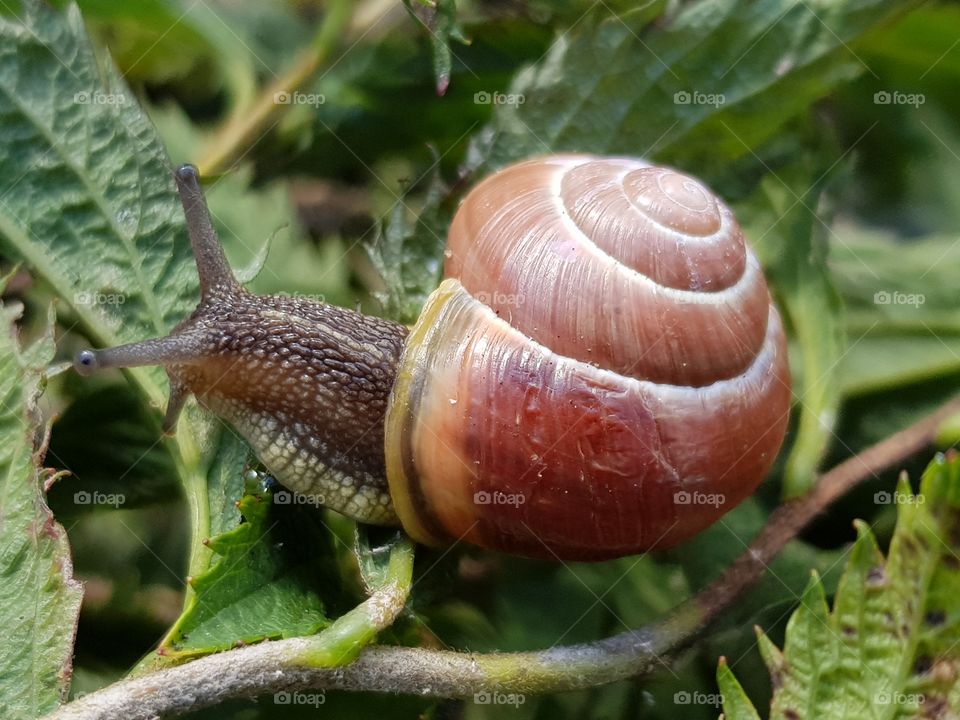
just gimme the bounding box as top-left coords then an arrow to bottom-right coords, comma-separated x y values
385,155 -> 790,561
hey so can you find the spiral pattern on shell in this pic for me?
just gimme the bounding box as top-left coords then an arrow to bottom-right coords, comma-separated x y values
384,155 -> 791,560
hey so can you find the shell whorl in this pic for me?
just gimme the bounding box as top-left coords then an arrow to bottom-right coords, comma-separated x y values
444,155 -> 770,386
385,155 -> 791,561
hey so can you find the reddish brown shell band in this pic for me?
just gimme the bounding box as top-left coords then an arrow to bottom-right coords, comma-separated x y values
384,279 -> 791,561
444,155 -> 769,387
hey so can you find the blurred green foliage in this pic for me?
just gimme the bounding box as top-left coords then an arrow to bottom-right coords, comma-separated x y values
0,0 -> 958,718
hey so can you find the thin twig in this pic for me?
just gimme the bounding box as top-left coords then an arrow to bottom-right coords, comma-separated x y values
196,0 -> 352,177
692,394 -> 960,623
196,0 -> 409,177
45,396 -> 960,720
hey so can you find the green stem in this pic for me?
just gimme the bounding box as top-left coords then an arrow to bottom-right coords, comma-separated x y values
175,419 -> 211,583
292,537 -> 415,667
197,0 -> 352,177
126,417 -> 212,677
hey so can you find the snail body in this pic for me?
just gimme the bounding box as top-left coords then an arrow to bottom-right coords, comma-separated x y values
75,156 -> 791,561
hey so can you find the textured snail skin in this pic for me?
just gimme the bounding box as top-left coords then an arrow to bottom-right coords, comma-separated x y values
74,165 -> 406,524
166,289 -> 406,523
384,155 -> 791,561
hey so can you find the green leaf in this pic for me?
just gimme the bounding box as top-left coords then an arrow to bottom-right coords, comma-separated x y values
47,383 -> 178,511
354,525 -> 405,594
0,301 -> 83,719
52,0 -> 258,113
0,0 -> 261,587
403,0 -> 470,96
859,4 -> 960,85
159,482 -> 330,658
0,0 -> 195,407
839,337 -> 960,399
202,428 -> 252,537
278,19 -> 551,181
739,164 -> 846,497
830,225 -> 960,397
720,452 -> 960,719
717,658 -> 762,720
472,0 -> 918,178
366,162 -> 451,323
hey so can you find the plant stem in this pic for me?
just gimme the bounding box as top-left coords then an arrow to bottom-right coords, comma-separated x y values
691,394 -> 960,625
44,395 -> 960,720
292,536 -> 415,667
196,0 -> 352,177
176,418 -> 211,574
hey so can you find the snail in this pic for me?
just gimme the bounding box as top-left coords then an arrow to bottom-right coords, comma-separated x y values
74,155 -> 791,561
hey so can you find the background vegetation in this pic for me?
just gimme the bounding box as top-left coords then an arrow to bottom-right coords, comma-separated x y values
1,0 -> 959,718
